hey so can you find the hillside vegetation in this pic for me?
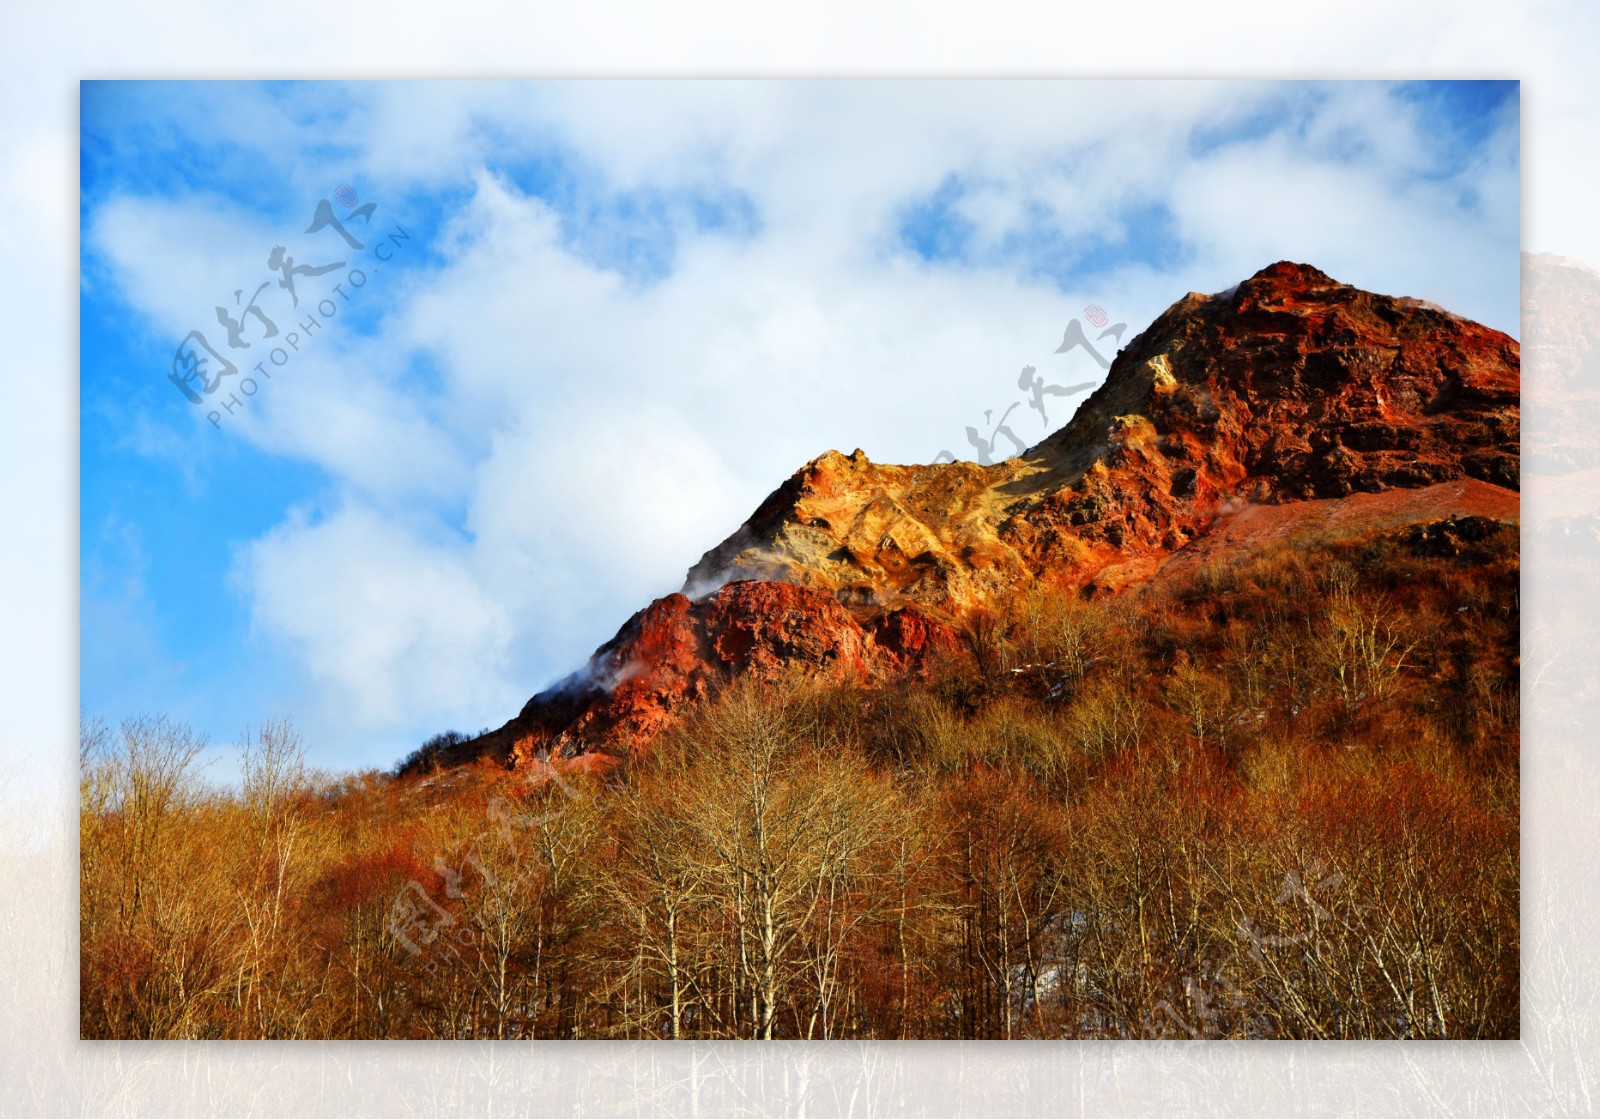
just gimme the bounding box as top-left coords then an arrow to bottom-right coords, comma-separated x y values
80,517 -> 1518,1039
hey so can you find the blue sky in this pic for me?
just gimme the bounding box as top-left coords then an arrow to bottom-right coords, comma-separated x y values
78,80 -> 1520,778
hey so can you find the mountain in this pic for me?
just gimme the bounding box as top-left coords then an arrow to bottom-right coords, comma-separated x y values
412,261 -> 1519,776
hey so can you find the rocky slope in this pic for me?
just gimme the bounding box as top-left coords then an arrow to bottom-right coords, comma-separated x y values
420,261 -> 1520,775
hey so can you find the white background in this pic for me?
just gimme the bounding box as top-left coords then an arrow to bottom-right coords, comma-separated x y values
2,1 -> 1596,1115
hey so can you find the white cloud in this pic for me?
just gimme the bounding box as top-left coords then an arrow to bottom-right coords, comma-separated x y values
86,194 -> 283,336
466,399 -> 753,657
237,504 -> 515,730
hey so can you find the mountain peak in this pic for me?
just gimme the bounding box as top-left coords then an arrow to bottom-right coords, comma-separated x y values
1247,259 -> 1339,287
426,263 -> 1520,775
689,261 -> 1518,612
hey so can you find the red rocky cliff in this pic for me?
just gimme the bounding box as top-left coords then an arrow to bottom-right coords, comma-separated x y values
446,581 -> 956,773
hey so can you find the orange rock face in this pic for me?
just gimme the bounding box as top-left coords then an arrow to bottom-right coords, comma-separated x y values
431,261 -> 1520,774
684,261 -> 1518,614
